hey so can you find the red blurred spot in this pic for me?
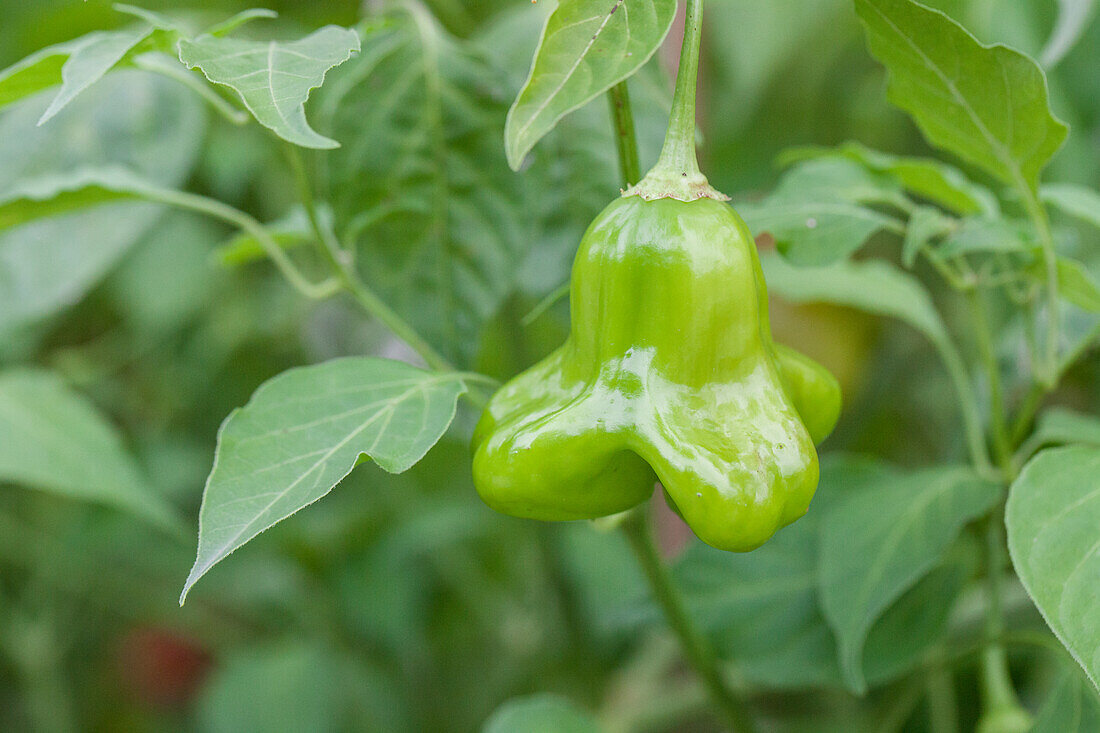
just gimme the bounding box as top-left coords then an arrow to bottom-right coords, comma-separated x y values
116,628 -> 211,709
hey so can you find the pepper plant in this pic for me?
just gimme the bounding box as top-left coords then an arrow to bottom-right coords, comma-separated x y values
0,0 -> 1098,731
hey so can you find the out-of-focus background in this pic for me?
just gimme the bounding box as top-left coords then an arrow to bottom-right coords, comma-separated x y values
0,1 -> 1096,731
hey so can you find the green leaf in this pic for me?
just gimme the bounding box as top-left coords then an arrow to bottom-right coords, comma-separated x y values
1053,257 -> 1100,312
130,51 -> 251,125
197,642 -> 409,733
204,8 -> 280,37
739,158 -> 905,265
1032,666 -> 1100,733
674,457 -> 976,690
0,369 -> 182,532
0,167 -> 173,230
178,25 -> 360,149
781,141 -> 999,216
818,465 -> 1001,692
903,206 -> 955,267
0,71 -> 204,335
855,0 -> 1067,193
1043,183 -> 1100,230
319,13 -> 530,366
1019,408 -> 1100,461
760,252 -> 950,349
937,217 -> 1033,258
1007,445 -> 1100,691
483,694 -> 603,733
478,1 -> 672,301
216,205 -> 327,266
0,28 -> 151,122
1041,0 -> 1098,68
180,358 -> 469,604
504,0 -> 676,170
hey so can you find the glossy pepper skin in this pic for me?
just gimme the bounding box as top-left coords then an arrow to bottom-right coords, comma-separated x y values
472,194 -> 840,552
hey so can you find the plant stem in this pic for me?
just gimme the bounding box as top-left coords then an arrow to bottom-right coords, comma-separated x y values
626,0 -> 724,201
607,82 -> 641,188
140,186 -> 341,300
967,290 -> 1012,472
284,145 -> 454,372
1021,189 -> 1060,385
605,48 -> 751,733
979,516 -> 1025,717
925,667 -> 959,733
933,336 -> 996,477
654,0 -> 704,180
621,507 -> 758,733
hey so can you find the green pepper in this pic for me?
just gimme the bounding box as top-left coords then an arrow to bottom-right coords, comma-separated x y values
472,192 -> 840,552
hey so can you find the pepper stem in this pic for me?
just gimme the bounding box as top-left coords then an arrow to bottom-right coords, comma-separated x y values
625,0 -> 727,202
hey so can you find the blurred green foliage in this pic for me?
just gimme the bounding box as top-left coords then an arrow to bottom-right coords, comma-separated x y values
0,1 -> 1097,731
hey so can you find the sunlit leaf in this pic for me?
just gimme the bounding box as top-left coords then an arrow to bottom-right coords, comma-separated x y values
0,369 -> 182,532
179,25 -> 360,149
504,0 -> 676,169
180,358 -> 469,603
855,0 -> 1067,192
1007,445 -> 1100,691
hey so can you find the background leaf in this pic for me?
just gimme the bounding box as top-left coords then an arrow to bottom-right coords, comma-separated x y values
0,71 -> 204,337
1043,183 -> 1100,229
476,2 -> 670,303
855,0 -> 1067,192
1007,445 -> 1100,691
179,25 -> 360,149
739,158 -> 905,265
937,217 -> 1033,258
761,252 -> 949,348
196,641 -> 409,733
1041,0 -> 1098,67
0,25 -> 161,121
1018,408 -> 1100,461
181,357 -> 469,603
0,369 -> 181,531
781,141 -> 999,216
503,0 -> 676,170
482,694 -> 603,733
673,456 -> 977,690
1052,257 -> 1100,312
818,464 -> 1000,692
320,12 -> 529,366
903,205 -> 955,267
1032,666 -> 1100,732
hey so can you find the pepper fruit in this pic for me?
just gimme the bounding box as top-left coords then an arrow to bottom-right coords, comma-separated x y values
475,0 -> 839,551
471,192 -> 840,552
